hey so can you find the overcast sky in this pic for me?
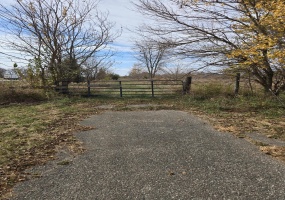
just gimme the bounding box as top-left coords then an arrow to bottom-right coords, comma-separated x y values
0,0 -> 146,76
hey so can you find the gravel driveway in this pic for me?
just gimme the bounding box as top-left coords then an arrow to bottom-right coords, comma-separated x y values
11,110 -> 285,199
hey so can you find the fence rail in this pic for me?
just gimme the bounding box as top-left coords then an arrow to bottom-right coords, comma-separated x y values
67,80 -> 184,97
1,73 -> 263,98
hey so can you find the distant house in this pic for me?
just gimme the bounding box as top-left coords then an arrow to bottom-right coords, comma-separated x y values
4,71 -> 19,80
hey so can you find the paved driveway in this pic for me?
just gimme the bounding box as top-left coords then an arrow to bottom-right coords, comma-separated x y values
11,110 -> 285,199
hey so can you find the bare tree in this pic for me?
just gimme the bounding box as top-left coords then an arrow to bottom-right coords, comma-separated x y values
160,62 -> 189,80
81,55 -> 115,81
133,0 -> 285,94
133,0 -> 236,67
129,63 -> 143,78
0,0 -> 120,86
133,40 -> 168,79
0,67 -> 5,78
128,63 -> 149,79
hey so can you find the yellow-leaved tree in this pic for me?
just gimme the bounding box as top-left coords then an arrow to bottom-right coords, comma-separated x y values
134,0 -> 285,95
228,0 -> 285,94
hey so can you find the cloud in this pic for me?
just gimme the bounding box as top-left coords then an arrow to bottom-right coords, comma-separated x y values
98,0 -> 149,45
96,0 -> 148,75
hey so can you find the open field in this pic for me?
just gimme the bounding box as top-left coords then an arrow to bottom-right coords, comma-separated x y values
0,76 -> 285,198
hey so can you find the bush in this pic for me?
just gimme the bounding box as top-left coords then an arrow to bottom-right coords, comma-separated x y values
110,73 -> 120,80
0,83 -> 51,104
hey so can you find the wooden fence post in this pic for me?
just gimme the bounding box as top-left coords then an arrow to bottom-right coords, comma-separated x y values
235,73 -> 240,95
87,80 -> 91,97
55,81 -> 60,92
119,81 -> 123,97
183,76 -> 192,95
151,80 -> 154,97
61,80 -> 69,94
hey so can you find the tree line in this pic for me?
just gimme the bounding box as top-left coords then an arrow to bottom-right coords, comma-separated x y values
1,0 -> 284,95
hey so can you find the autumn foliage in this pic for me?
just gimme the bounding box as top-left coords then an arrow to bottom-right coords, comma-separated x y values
135,0 -> 285,95
228,0 -> 285,94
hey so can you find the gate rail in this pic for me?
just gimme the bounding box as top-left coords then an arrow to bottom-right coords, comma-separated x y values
67,79 -> 184,97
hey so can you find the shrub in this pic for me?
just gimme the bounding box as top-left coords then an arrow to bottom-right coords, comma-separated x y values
0,81 -> 51,104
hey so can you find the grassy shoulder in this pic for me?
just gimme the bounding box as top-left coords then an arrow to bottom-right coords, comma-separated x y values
179,95 -> 285,140
0,97 -> 98,198
0,90 -> 284,198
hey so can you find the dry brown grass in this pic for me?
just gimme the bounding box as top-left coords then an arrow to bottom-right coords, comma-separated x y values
0,80 -> 49,105
0,75 -> 284,199
260,146 -> 285,161
0,98 -> 100,198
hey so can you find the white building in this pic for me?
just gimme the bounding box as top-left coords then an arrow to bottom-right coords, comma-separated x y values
4,71 -> 19,80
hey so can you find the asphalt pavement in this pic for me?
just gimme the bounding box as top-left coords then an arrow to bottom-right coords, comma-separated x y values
11,110 -> 285,199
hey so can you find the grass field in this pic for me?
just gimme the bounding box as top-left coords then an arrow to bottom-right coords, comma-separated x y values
0,77 -> 285,198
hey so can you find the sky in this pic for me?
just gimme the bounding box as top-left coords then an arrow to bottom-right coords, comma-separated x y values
98,0 -> 145,76
0,0 -> 146,76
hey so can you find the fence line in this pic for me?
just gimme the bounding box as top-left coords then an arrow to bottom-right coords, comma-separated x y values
189,73 -> 264,96
1,73 -> 266,98
68,76 -> 240,98
66,79 -> 184,97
